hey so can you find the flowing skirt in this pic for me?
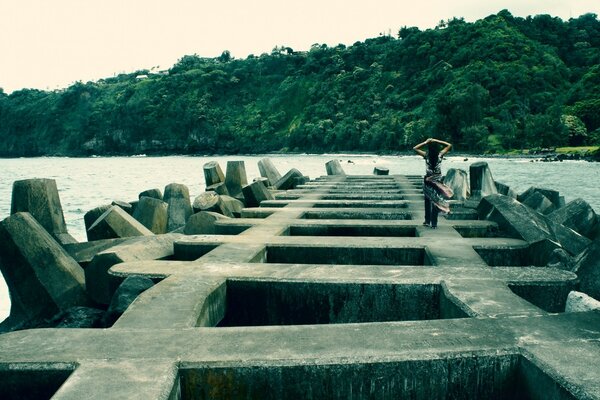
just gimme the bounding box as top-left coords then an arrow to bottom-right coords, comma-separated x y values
424,174 -> 454,213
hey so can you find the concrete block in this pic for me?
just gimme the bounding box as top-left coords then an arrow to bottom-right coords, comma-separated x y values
565,291 -> 600,312
495,181 -> 517,199
546,248 -> 575,271
258,158 -> 282,186
443,168 -> 469,201
548,198 -> 598,239
203,161 -> 225,187
111,200 -> 133,214
103,276 -> 154,327
478,194 -> 590,262
253,177 -> 270,187
326,159 -> 346,175
469,162 -> 497,198
573,242 -> 600,300
132,197 -> 168,234
184,211 -> 229,235
206,182 -> 230,196
84,205 -> 111,240
218,195 -> 245,217
164,183 -> 193,232
518,187 -> 562,209
85,234 -> 182,304
88,206 -> 153,241
274,168 -> 304,190
521,191 -> 556,215
478,194 -> 553,243
0,212 -> 89,330
293,176 -> 310,187
225,161 -> 248,199
10,178 -> 77,244
139,188 -> 163,201
53,306 -> 106,328
193,192 -> 219,213
373,166 -> 389,175
548,219 -> 591,256
242,180 -> 275,207
193,193 -> 244,218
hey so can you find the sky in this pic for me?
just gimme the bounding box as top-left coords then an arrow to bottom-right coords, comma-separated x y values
1,0 -> 599,93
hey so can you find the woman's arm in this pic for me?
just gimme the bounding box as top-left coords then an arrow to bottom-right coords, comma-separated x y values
413,138 -> 431,158
431,138 -> 452,156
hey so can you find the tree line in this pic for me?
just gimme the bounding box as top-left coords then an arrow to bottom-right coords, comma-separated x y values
0,10 -> 599,157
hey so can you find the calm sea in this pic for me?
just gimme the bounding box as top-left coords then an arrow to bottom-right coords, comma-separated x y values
1,154 -> 599,321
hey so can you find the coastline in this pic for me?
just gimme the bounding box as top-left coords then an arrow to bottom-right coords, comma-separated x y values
0,146 -> 598,161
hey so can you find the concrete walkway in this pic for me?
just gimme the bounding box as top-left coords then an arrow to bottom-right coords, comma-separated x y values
0,174 -> 598,399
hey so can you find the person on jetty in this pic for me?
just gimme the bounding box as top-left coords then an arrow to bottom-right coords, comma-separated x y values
413,138 -> 454,229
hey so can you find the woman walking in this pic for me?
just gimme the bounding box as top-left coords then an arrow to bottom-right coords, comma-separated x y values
413,138 -> 454,228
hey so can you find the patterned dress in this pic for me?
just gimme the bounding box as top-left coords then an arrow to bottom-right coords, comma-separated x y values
423,156 -> 454,213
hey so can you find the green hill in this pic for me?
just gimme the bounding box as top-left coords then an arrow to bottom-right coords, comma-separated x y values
0,10 -> 599,156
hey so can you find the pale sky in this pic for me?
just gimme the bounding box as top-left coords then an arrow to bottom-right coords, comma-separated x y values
1,0 -> 599,93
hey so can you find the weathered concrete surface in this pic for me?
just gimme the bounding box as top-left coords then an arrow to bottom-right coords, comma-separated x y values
203,161 -> 225,187
258,158 -> 282,186
103,276 -> 155,327
519,186 -> 563,209
242,180 -> 274,207
1,170 -> 599,399
85,234 -> 183,304
206,182 -> 230,195
443,168 -> 469,201
184,211 -> 229,235
0,212 -> 89,331
10,178 -> 77,244
572,242 -> 600,300
274,168 -> 304,190
521,190 -> 556,215
549,198 -> 598,239
325,159 -> 346,175
88,206 -> 153,241
83,204 -> 111,240
132,196 -> 168,234
139,188 -> 163,201
469,161 -> 497,198
225,161 -> 248,199
164,183 -> 193,232
478,194 -> 590,263
193,193 -> 243,217
565,291 -> 600,312
373,166 -> 389,175
495,181 -> 518,198
111,200 -> 133,214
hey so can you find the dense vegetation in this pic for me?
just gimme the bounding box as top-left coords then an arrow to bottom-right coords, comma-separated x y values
1,10 -> 599,156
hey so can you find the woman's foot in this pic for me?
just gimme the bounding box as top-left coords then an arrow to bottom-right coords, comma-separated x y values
430,226 -> 437,229
422,221 -> 430,226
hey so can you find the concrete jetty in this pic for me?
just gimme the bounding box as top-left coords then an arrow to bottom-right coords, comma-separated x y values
0,159 -> 599,399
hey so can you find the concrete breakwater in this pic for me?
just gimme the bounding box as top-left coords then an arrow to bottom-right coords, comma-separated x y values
0,158 -> 599,399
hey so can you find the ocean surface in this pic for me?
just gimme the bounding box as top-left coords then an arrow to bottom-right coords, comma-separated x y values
1,154 -> 599,322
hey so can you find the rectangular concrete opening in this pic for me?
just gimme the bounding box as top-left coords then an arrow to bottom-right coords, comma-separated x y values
454,226 -> 498,238
178,354 -> 575,399
301,210 -> 412,220
508,283 -> 572,313
217,281 -> 467,326
474,246 -> 534,267
264,245 -> 429,265
287,225 -> 416,237
0,364 -> 75,400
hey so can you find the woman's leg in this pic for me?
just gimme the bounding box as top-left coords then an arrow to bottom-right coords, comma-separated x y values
431,205 -> 439,228
424,197 -> 431,225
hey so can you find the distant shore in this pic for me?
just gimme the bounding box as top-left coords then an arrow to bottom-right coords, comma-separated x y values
0,146 -> 598,161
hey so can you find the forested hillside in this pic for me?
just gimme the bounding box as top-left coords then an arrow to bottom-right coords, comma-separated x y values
0,10 -> 599,156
